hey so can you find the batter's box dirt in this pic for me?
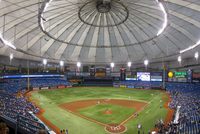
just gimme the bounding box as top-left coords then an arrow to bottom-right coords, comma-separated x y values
105,124 -> 127,134
59,99 -> 148,132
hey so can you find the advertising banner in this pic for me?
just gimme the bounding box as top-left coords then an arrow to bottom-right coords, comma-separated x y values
41,87 -> 49,90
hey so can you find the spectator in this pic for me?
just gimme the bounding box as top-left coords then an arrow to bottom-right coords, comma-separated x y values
0,122 -> 9,134
37,129 -> 48,134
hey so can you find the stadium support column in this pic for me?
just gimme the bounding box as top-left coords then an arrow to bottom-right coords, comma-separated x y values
187,69 -> 192,83
27,60 -> 30,91
162,64 -> 166,90
26,33 -> 30,91
15,114 -> 19,134
120,68 -> 126,81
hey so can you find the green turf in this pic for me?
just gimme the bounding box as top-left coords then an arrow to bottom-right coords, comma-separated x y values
79,104 -> 135,124
31,87 -> 168,134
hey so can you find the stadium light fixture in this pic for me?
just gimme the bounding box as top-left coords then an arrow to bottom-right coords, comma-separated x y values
60,60 -> 64,66
43,59 -> 47,65
144,59 -> 149,66
194,52 -> 199,60
180,40 -> 200,54
44,0 -> 53,12
77,62 -> 81,68
178,56 -> 182,63
110,62 -> 115,68
9,53 -> 13,60
127,62 -> 132,67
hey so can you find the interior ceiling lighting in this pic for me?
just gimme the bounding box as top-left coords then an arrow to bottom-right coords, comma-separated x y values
156,0 -> 168,36
194,52 -> 199,60
60,60 -> 64,66
127,62 -> 132,67
77,62 -> 81,67
178,56 -> 182,63
43,59 -> 47,65
9,53 -> 13,60
44,0 -> 53,12
144,59 -> 149,66
0,33 -> 16,50
180,40 -> 200,54
40,0 -> 53,30
110,62 -> 115,68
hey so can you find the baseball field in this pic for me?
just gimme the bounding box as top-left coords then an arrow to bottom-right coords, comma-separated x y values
30,87 -> 172,134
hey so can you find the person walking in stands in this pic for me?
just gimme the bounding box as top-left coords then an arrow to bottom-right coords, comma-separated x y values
66,128 -> 68,134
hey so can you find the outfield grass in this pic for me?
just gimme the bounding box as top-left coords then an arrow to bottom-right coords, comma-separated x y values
31,87 -> 168,134
79,104 -> 135,124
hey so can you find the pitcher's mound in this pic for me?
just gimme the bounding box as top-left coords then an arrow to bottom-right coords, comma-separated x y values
103,109 -> 113,115
105,124 -> 127,134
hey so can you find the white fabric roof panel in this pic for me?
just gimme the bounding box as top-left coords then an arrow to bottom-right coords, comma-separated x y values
0,0 -> 200,64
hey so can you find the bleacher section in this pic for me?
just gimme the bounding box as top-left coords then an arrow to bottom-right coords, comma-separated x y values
82,78 -> 113,86
166,83 -> 200,134
113,81 -> 163,89
0,77 -> 71,93
31,78 -> 71,88
0,74 -> 66,133
0,91 -> 46,134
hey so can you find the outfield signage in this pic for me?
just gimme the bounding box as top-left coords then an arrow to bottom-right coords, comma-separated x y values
174,72 -> 187,78
111,72 -> 120,77
41,87 -> 49,90
150,72 -> 162,81
126,71 -> 137,81
33,87 -> 39,90
126,78 -> 137,80
193,73 -> 200,79
58,85 -> 65,89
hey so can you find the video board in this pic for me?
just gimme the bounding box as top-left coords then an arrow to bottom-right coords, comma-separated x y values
126,71 -> 137,80
137,72 -> 150,81
150,72 -> 163,81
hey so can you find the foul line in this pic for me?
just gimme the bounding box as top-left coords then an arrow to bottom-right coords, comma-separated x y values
119,92 -> 161,126
119,103 -> 149,126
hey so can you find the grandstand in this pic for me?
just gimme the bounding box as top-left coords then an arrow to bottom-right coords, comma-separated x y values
0,75 -> 71,92
0,0 -> 200,134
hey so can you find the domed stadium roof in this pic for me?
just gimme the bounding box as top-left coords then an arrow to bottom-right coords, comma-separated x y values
0,0 -> 200,64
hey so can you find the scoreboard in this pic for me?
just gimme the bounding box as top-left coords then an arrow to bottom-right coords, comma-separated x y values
126,72 -> 162,81
168,71 -> 190,82
137,72 -> 150,81
95,67 -> 106,77
174,71 -> 187,78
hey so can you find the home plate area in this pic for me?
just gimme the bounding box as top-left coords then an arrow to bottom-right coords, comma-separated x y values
105,124 -> 127,134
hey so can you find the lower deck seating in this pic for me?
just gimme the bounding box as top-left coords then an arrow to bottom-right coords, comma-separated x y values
82,78 -> 113,86
0,77 -> 71,92
113,81 -> 162,89
0,91 -> 44,133
165,86 -> 200,134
